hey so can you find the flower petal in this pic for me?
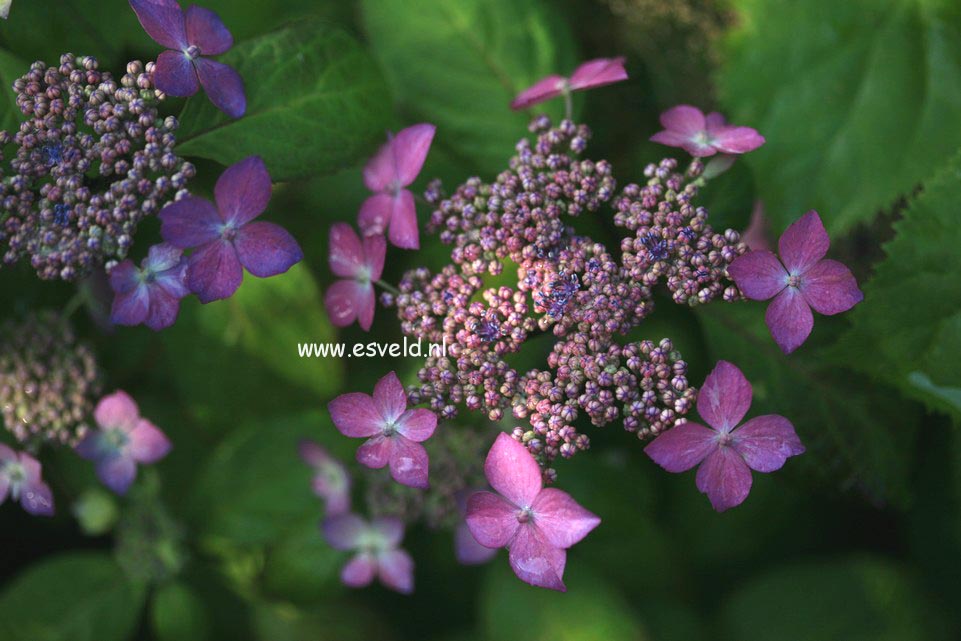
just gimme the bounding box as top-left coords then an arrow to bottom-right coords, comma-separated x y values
144,286 -> 182,331
391,123 -> 435,187
733,415 -> 805,473
215,156 -> 271,226
96,455 -> 138,495
187,240 -> 243,303
466,490 -> 519,548
95,391 -> 140,431
328,223 -> 364,278
364,234 -> 386,281
373,372 -> 408,424
377,549 -> 414,594
659,104 -> 706,136
363,137 -> 397,192
695,446 -> 753,512
765,287 -> 814,354
800,259 -> 863,315
194,58 -> 246,119
510,75 -> 566,110
341,553 -> 376,588
129,0 -> 186,50
20,478 -> 54,517
387,189 -> 419,250
727,250 -> 788,301
484,432 -> 542,507
144,242 -> 185,273
508,525 -> 567,591
358,193 -> 393,237
299,439 -> 330,467
531,488 -> 600,549
323,279 -> 374,330
455,522 -> 499,565
649,130 -> 716,157
778,210 -> 830,274
372,516 -> 405,547
184,5 -> 232,55
696,360 -> 753,432
323,513 -> 366,550
328,392 -> 384,438
711,126 -> 765,155
644,421 -> 717,472
356,434 -> 391,470
388,436 -> 429,489
111,280 -> 150,327
153,50 -> 199,97
395,408 -> 436,443
234,221 -> 303,278
159,196 -> 223,248
128,419 -> 171,464
568,57 -> 628,91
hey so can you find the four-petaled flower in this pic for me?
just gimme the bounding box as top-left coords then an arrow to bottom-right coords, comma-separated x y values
645,361 -> 805,512
324,223 -> 385,331
129,0 -> 246,118
728,210 -> 863,353
328,372 -> 436,489
358,124 -> 435,250
76,390 -> 172,495
159,156 -> 303,303
323,513 -> 414,594
299,439 -> 351,517
650,105 -> 765,157
466,433 -> 600,591
511,57 -> 628,110
110,243 -> 189,331
0,446 -> 54,516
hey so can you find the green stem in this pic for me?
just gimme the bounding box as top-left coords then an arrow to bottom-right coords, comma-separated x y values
563,90 -> 573,122
376,279 -> 401,296
61,289 -> 87,321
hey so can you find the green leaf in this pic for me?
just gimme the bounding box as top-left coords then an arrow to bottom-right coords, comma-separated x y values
717,0 -> 961,235
176,18 -> 392,181
260,515 -> 345,603
0,553 -> 146,641
719,557 -> 948,641
834,153 -> 961,421
0,47 -> 27,132
360,0 -> 578,175
151,581 -> 211,641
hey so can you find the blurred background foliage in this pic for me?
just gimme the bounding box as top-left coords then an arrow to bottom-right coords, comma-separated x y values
0,0 -> 960,639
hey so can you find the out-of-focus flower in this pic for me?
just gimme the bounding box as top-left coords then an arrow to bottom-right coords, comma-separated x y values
129,0 -> 245,118
359,124 -> 435,250
299,439 -> 351,516
328,372 -> 437,489
741,200 -> 771,252
645,361 -> 805,511
511,57 -> 628,110
324,223 -> 385,331
650,105 -> 764,157
159,156 -> 302,303
109,243 -> 189,331
466,433 -> 600,591
76,391 -> 171,495
0,446 -> 54,516
728,210 -> 863,353
323,513 -> 414,594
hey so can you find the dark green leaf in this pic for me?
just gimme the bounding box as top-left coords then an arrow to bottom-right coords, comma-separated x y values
151,581 -> 211,641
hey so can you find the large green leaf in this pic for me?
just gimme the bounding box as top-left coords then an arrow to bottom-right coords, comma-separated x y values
360,0 -> 578,175
176,18 -> 392,181
717,0 -> 961,235
0,553 -> 145,641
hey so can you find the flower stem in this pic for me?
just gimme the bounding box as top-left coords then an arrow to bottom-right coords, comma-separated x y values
376,279 -> 401,296
563,91 -> 573,121
61,288 -> 87,321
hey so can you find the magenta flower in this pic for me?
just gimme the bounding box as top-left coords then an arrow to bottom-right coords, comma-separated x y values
650,105 -> 765,157
358,124 -> 435,250
0,446 -> 54,516
109,243 -> 189,331
328,372 -> 436,489
323,513 -> 414,594
645,361 -> 804,512
454,489 -> 497,565
466,433 -> 600,591
511,57 -> 628,110
76,391 -> 172,495
324,223 -> 386,331
159,156 -> 303,303
129,0 -> 245,118
728,210 -> 863,354
299,439 -> 351,517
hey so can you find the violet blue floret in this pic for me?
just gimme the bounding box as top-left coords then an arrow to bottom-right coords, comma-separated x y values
323,513 -> 415,594
466,433 -> 600,591
328,372 -> 437,489
325,223 -> 386,331
109,243 -> 190,331
299,439 -> 351,517
129,0 -> 246,118
75,390 -> 172,495
359,124 -> 436,250
650,105 -> 765,157
728,210 -> 863,353
645,361 -> 805,512
0,445 -> 54,516
511,57 -> 629,110
159,156 -> 303,303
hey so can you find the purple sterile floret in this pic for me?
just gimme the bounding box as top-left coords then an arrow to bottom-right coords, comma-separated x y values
110,243 -> 189,331
728,210 -> 863,353
511,57 -> 628,110
0,445 -> 55,516
75,390 -> 172,495
324,223 -> 386,331
159,156 -> 303,303
129,0 -> 245,118
328,372 -> 437,489
650,105 -> 765,157
454,489 -> 498,565
299,439 -> 351,516
645,361 -> 805,512
323,513 -> 415,594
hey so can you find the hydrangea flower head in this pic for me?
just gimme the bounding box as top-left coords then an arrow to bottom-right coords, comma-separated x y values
511,57 -> 628,110
324,513 -> 414,594
728,210 -> 863,353
645,361 -> 805,512
299,439 -> 351,516
324,223 -> 386,331
159,156 -> 303,303
466,433 -> 600,591
650,105 -> 765,157
328,372 -> 436,489
129,0 -> 245,118
76,390 -> 172,495
110,243 -> 189,331
0,446 -> 54,516
359,124 -> 436,250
